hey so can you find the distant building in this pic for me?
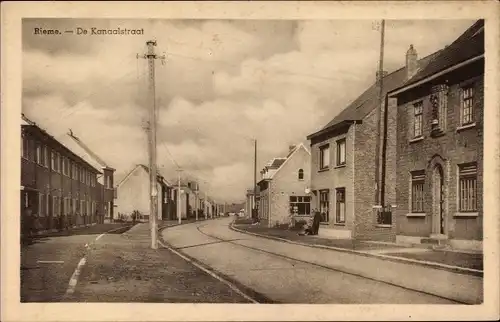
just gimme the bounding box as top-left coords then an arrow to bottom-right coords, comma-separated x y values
389,20 -> 484,251
115,164 -> 173,221
21,114 -> 103,233
257,144 -> 311,226
245,189 -> 255,217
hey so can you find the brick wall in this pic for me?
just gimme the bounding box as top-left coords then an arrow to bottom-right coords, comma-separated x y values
354,109 -> 397,241
395,61 -> 484,241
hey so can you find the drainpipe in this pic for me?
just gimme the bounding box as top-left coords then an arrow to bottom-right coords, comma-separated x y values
381,94 -> 389,206
268,181 -> 272,228
352,122 -> 356,236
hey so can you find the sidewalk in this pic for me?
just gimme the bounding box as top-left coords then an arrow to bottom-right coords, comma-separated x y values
70,221 -> 250,303
232,221 -> 483,273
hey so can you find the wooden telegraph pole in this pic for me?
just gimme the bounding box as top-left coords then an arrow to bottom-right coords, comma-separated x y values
177,169 -> 182,225
138,40 -> 165,250
374,20 -> 385,206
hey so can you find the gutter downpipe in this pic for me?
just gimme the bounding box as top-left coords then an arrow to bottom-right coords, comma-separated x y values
352,122 -> 356,239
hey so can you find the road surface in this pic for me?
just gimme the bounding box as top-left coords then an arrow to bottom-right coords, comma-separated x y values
161,217 -> 482,304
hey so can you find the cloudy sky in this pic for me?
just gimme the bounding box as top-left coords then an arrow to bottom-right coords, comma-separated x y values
22,18 -> 475,203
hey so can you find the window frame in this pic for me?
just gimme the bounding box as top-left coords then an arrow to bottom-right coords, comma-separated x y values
336,138 -> 346,166
35,142 -> 42,165
298,169 -> 304,181
460,86 -> 474,126
319,190 -> 330,223
335,187 -> 346,224
289,196 -> 311,216
413,101 -> 424,138
458,162 -> 477,212
43,146 -> 49,168
410,170 -> 426,213
319,144 -> 330,170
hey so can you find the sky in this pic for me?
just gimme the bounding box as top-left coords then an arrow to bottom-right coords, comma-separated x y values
22,18 -> 475,203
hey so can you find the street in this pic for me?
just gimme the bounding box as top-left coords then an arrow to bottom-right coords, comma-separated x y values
20,223 -> 132,302
161,217 -> 483,304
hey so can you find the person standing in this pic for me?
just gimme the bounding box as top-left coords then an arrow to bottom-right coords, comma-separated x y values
312,208 -> 322,235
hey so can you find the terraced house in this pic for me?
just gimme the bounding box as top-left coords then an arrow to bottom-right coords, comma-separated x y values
306,44 -> 440,241
21,114 -> 104,233
389,20 -> 484,251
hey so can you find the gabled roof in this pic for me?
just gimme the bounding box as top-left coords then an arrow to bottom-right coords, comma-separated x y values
307,49 -> 441,141
64,130 -> 114,171
21,114 -> 102,173
399,20 -> 484,89
116,164 -> 169,188
270,143 -> 310,179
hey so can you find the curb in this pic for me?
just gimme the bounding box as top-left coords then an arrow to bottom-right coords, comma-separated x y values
230,224 -> 483,278
157,225 -> 276,304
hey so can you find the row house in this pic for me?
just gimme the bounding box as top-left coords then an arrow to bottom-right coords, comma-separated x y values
21,115 -> 103,232
61,129 -> 116,223
389,20 -> 484,251
306,43 -> 439,240
115,164 -> 174,221
257,144 -> 311,227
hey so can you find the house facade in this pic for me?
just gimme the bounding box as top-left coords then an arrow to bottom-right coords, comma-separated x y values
21,115 -> 103,234
389,20 -> 484,251
61,130 -> 116,222
115,164 -> 173,221
245,189 -> 255,218
257,144 -> 311,227
307,45 -> 439,241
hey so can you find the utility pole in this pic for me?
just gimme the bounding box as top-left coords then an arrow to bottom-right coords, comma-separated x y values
177,169 -> 182,224
195,188 -> 198,221
253,139 -> 257,221
374,20 -> 385,207
138,40 -> 165,250
204,190 -> 208,220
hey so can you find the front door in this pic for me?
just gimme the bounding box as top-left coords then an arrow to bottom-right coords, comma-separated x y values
432,165 -> 446,235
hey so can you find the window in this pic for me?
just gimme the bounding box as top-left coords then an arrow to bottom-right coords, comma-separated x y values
80,168 -> 85,183
411,170 -> 425,213
38,193 -> 44,216
319,190 -> 329,222
461,86 -> 474,125
430,84 -> 448,133
105,175 -> 112,189
413,101 -> 423,138
35,143 -> 42,164
80,200 -> 85,215
22,134 -> 28,159
73,164 -> 78,180
55,152 -> 61,172
289,196 -> 311,215
62,157 -> 68,176
52,196 -> 59,217
459,163 -> 477,212
335,188 -> 346,224
336,139 -> 346,166
298,169 -> 304,180
319,145 -> 330,170
43,146 -> 49,167
46,194 -> 50,216
73,198 -> 77,213
51,151 -> 56,171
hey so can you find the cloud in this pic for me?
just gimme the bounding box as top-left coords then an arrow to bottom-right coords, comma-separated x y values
22,18 -> 475,202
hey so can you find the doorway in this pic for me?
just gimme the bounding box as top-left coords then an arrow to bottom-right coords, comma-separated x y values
432,164 -> 446,235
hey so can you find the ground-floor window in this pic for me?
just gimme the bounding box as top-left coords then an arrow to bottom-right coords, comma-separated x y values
38,193 -> 45,216
289,196 -> 311,215
335,188 -> 346,224
411,170 -> 425,213
458,162 -> 477,212
319,190 -> 329,222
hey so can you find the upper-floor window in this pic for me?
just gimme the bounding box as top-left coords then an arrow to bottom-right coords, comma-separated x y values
80,167 -> 85,183
298,169 -> 304,180
335,188 -> 346,224
62,157 -> 69,176
319,144 -> 330,170
458,162 -> 477,212
43,146 -> 49,168
21,134 -> 28,159
35,143 -> 42,165
336,138 -> 346,166
51,151 -> 57,171
55,152 -> 60,172
28,139 -> 36,162
413,101 -> 423,138
461,86 -> 474,126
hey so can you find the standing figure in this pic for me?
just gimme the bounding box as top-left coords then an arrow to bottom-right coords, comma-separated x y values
312,208 -> 322,235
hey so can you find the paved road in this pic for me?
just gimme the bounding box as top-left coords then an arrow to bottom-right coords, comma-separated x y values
161,218 -> 482,304
20,224 -> 131,302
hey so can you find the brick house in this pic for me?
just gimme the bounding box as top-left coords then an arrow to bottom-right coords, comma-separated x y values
306,46 -> 440,240
388,20 -> 484,251
257,144 -> 311,227
61,130 -> 116,223
115,164 -> 174,221
21,114 -> 103,234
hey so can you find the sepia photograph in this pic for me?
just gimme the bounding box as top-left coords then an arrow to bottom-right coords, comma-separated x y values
2,1 -> 499,321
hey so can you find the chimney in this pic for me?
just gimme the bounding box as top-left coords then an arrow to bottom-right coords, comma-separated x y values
376,70 -> 388,82
288,144 -> 296,153
406,44 -> 418,80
